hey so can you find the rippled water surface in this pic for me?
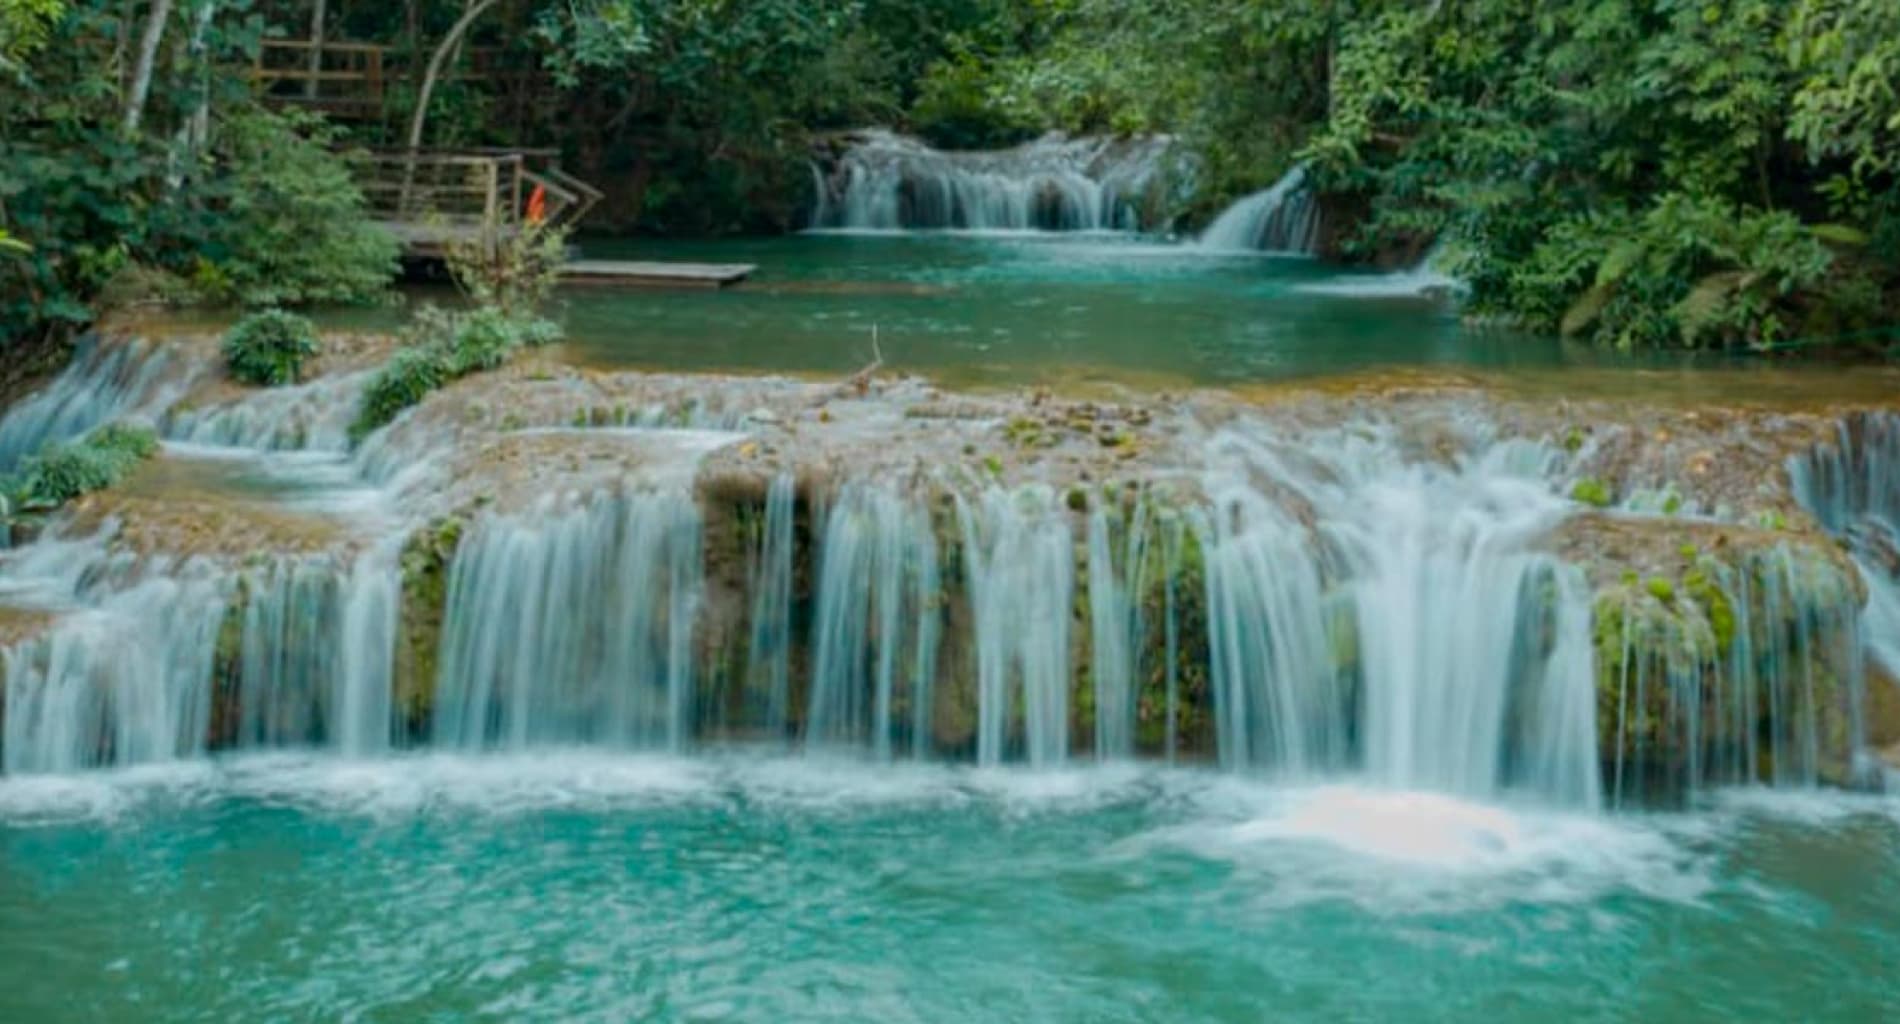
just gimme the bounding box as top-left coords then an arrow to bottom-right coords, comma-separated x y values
2,755 -> 1897,1022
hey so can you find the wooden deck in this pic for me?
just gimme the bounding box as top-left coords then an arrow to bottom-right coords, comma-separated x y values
558,260 -> 757,289
347,150 -> 753,290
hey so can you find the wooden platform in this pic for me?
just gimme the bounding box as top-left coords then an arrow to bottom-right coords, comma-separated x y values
558,260 -> 757,289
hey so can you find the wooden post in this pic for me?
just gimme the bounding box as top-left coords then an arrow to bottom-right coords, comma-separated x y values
367,47 -> 384,112
510,154 -> 523,231
482,157 -> 500,262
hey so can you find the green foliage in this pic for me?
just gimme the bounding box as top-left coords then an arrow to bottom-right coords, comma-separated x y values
6,0 -> 1895,350
350,305 -> 563,443
353,345 -> 453,444
1527,195 -> 1834,350
0,0 -> 64,71
204,110 -> 398,308
8,422 -> 159,508
223,309 -> 320,387
1,5 -> 391,346
1571,478 -> 1614,508
444,223 -> 567,319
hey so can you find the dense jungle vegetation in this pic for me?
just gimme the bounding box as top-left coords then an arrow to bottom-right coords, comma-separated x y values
2,0 -> 1897,352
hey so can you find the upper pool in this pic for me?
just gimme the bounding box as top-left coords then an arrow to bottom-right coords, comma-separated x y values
549,233 -> 1550,387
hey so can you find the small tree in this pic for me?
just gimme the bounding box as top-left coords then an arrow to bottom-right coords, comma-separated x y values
444,221 -> 569,319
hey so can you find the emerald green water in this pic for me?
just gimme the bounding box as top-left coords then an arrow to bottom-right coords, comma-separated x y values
2,755 -> 1897,1022
551,235 -> 1548,387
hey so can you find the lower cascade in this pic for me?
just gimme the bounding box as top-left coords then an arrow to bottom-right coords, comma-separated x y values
0,338 -> 1889,818
432,489 -> 705,751
1201,424 -> 1599,805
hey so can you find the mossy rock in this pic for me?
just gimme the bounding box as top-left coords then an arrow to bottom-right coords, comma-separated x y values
394,516 -> 464,739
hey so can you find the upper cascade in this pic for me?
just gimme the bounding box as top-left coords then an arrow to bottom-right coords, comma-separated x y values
809,129 -> 1174,233
1197,165 -> 1320,253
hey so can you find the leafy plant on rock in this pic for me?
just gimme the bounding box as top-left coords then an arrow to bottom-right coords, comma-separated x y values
223,308 -> 320,386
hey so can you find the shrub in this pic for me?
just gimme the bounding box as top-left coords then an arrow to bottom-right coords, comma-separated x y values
349,305 -> 565,444
351,346 -> 452,443
223,309 -> 320,386
207,110 -> 400,308
444,223 -> 569,318
17,423 -> 160,506
443,307 -> 519,375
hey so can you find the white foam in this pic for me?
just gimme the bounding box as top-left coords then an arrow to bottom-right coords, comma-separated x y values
1126,782 -> 1715,913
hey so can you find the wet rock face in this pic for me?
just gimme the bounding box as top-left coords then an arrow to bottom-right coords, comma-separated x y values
3,332 -> 1900,800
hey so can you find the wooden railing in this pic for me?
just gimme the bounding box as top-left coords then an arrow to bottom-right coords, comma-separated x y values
350,149 -> 602,259
253,40 -> 391,118
253,39 -> 538,120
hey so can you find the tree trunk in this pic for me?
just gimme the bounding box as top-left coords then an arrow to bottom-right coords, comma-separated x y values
405,0 -> 497,152
305,0 -> 327,100
124,0 -> 177,134
168,0 -> 218,193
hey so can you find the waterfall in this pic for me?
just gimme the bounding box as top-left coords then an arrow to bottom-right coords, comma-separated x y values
0,336 -> 198,471
805,484 -> 941,757
1087,500 -> 1153,759
1197,166 -> 1319,253
0,540 -> 401,774
1296,244 -> 1466,298
1201,423 -> 1603,807
1791,412 -> 1900,681
432,490 -> 704,751
811,130 -> 1170,233
1601,546 -> 1865,802
958,487 -> 1075,767
748,474 -> 796,738
230,550 -> 399,755
1,573 -> 227,774
166,370 -> 370,453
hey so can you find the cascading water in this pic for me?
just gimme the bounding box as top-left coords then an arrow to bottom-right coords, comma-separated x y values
747,473 -> 797,738
958,487 -> 1075,767
0,336 -> 197,470
805,484 -> 941,758
1599,544 -> 1866,802
811,130 -> 1171,233
1087,501 -> 1153,759
1,570 -> 227,774
0,538 -> 403,773
1791,412 -> 1900,681
1197,166 -> 1320,253
166,370 -> 370,453
1200,422 -> 1602,807
1296,243 -> 1466,298
0,326 -> 1884,811
432,489 -> 705,751
230,549 -> 399,756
